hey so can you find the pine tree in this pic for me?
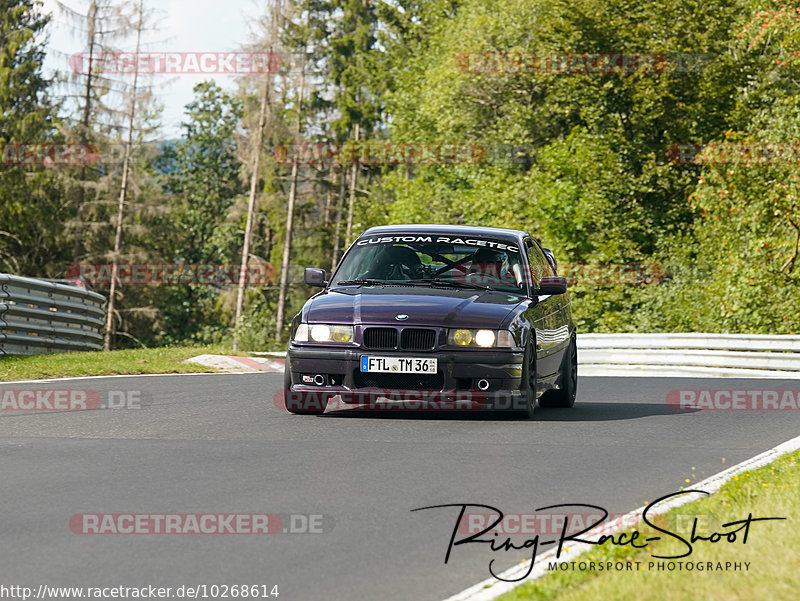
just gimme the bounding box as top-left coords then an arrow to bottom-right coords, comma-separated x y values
0,0 -> 66,275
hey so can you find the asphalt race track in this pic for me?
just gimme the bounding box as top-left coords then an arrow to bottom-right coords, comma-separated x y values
1,373 -> 798,600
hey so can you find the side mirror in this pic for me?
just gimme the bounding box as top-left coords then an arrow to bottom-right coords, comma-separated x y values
304,268 -> 327,287
538,276 -> 568,295
542,248 -> 558,273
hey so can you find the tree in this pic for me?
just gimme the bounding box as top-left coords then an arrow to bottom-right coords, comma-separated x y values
54,0 -> 135,263
635,3 -> 800,334
234,0 -> 282,349
0,0 -> 68,276
155,82 -> 245,344
275,5 -> 311,340
380,0 -> 763,332
103,0 -> 163,349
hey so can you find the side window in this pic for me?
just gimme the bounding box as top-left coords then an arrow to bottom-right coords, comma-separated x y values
525,240 -> 553,287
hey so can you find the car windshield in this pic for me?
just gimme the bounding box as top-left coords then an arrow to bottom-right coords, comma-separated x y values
330,235 -> 526,294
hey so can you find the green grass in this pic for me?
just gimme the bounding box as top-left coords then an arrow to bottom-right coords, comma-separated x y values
0,345 -> 253,381
498,450 -> 800,601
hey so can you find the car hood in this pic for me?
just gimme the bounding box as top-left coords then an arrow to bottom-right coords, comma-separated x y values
304,286 -> 526,329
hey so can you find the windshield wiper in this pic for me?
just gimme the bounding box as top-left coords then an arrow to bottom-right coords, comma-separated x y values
405,278 -> 493,291
333,278 -> 387,287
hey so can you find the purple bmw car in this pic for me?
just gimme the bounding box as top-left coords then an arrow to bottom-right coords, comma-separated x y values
283,225 -> 576,418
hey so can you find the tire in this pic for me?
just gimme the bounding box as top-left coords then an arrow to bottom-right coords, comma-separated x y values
282,359 -> 330,415
513,339 -> 537,419
538,335 -> 577,409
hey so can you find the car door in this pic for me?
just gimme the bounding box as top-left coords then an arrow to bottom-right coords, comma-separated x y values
523,238 -> 568,377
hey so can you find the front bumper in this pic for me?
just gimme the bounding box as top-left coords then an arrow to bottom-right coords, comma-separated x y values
286,344 -> 525,408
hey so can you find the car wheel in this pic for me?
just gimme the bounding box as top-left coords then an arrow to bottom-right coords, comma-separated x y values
282,359 -> 329,415
538,335 -> 577,409
514,339 -> 537,419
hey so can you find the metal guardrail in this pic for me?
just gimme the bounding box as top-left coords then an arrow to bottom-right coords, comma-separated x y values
0,274 -> 106,355
578,333 -> 800,378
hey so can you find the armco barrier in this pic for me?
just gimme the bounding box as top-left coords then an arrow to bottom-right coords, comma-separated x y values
0,274 -> 106,355
578,333 -> 800,378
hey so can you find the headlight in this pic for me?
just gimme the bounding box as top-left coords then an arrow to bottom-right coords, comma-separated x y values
311,324 -> 331,341
452,329 -> 473,346
447,329 -> 516,348
474,330 -> 496,347
294,323 -> 353,343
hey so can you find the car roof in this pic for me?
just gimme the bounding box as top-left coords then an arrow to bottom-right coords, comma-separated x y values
360,224 -> 529,243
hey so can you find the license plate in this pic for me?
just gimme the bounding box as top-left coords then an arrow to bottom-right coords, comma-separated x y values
360,356 -> 438,374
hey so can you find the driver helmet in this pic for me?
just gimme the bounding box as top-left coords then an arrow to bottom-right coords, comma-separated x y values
470,247 -> 510,281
